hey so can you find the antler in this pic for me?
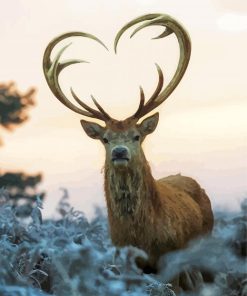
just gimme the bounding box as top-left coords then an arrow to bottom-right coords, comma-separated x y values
43,14 -> 191,124
114,13 -> 191,120
43,32 -> 112,122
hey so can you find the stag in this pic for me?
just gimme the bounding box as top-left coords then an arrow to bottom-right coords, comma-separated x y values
43,13 -> 213,287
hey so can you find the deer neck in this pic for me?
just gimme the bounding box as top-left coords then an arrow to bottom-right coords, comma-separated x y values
104,152 -> 158,219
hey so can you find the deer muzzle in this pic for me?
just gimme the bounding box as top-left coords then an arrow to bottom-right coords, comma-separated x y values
111,146 -> 130,166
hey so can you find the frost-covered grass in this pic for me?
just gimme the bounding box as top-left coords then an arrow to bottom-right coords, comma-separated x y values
0,188 -> 246,296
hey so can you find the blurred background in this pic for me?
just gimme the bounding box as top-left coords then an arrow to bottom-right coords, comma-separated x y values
0,0 -> 246,218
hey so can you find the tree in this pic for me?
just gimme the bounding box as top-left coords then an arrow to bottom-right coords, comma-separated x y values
0,82 -> 45,216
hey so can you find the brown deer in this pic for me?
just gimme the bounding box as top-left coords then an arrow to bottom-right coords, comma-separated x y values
43,13 -> 213,285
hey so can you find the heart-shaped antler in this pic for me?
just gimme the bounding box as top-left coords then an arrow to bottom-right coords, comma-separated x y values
114,13 -> 191,121
43,13 -> 191,123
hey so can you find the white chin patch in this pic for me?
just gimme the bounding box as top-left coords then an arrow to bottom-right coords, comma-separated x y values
112,159 -> 129,167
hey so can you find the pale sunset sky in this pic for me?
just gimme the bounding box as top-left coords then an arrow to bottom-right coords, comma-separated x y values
0,0 -> 246,217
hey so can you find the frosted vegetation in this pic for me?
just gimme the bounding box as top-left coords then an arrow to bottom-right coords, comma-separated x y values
0,188 -> 246,296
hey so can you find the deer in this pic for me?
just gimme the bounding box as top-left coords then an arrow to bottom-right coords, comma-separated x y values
43,13 -> 214,290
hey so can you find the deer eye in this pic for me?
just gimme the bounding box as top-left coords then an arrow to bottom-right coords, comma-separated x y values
103,137 -> 109,144
134,135 -> 140,141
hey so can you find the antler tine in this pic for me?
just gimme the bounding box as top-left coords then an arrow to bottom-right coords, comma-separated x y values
145,64 -> 164,102
132,65 -> 163,119
133,86 -> 145,118
70,88 -> 103,116
130,19 -> 173,40
114,13 -> 161,53
91,95 -> 111,120
115,14 -> 191,121
43,32 -> 111,122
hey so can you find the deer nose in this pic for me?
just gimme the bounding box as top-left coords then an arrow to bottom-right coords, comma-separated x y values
112,146 -> 129,160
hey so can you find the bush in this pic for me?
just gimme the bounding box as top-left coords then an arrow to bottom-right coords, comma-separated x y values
0,187 -> 246,296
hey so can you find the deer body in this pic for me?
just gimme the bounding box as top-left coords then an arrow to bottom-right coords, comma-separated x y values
106,169 -> 213,265
43,12 -> 214,281
103,128 -> 213,269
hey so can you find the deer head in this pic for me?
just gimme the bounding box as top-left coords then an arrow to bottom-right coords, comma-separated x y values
43,14 -> 191,170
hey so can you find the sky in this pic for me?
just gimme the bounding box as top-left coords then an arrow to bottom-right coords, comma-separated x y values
0,0 -> 246,218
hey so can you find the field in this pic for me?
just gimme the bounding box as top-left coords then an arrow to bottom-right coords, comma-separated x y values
0,188 -> 246,296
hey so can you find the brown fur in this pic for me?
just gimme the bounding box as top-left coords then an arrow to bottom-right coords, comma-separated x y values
104,151 -> 214,269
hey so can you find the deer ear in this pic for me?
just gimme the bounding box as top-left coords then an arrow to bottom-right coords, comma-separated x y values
138,113 -> 159,136
80,119 -> 105,140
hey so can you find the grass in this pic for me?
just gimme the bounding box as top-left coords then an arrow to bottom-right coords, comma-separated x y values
0,187 -> 246,296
